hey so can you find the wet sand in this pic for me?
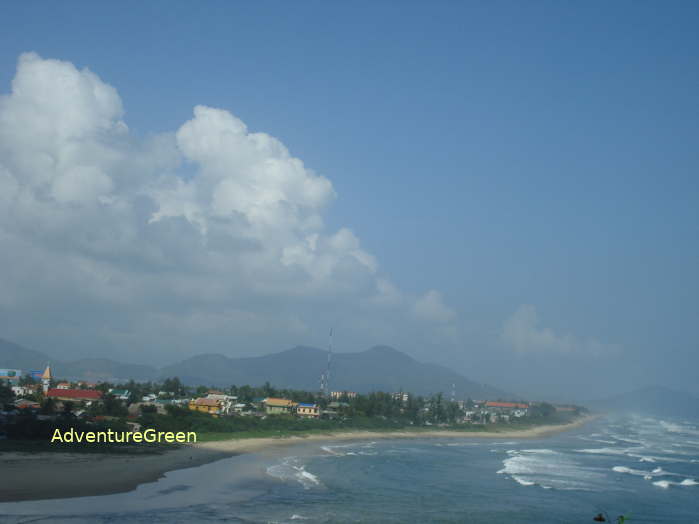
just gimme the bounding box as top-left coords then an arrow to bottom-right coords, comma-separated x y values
0,415 -> 597,502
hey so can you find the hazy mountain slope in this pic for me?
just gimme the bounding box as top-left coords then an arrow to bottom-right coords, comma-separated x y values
61,358 -> 157,382
160,345 -> 507,398
0,338 -> 156,382
2,337 -> 507,398
0,338 -> 52,371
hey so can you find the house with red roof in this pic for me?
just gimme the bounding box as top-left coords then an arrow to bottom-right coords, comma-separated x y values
484,401 -> 529,419
46,388 -> 103,403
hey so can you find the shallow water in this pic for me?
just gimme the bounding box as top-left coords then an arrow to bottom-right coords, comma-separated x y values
2,415 -> 698,523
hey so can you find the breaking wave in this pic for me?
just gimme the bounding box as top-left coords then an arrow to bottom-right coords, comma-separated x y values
498,449 -> 602,491
266,456 -> 322,489
653,479 -> 698,489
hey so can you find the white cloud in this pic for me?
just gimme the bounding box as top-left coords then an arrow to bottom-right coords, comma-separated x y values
0,53 -> 458,361
412,290 -> 457,324
501,304 -> 619,356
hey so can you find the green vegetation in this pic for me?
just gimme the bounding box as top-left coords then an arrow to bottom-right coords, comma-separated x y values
1,374 -> 587,453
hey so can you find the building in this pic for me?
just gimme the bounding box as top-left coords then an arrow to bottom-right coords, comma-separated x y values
264,398 -> 297,415
46,388 -> 103,404
232,402 -> 248,414
14,399 -> 40,410
41,365 -> 52,394
11,385 -> 38,397
189,397 -> 224,416
205,393 -> 236,415
330,391 -> 357,400
56,382 -> 71,390
0,369 -> 22,383
251,397 -> 266,409
296,403 -> 320,418
109,389 -> 131,401
392,392 -> 409,404
484,401 -> 529,418
188,395 -> 235,417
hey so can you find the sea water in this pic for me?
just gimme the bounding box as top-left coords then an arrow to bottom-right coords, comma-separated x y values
1,415 -> 698,523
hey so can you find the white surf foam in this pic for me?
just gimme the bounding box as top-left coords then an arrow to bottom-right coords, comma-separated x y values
266,456 -> 322,489
612,465 -> 685,479
576,447 -> 632,456
653,478 -> 698,488
511,475 -> 536,486
499,449 -> 602,491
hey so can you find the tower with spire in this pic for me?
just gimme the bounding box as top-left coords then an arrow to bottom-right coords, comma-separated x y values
41,364 -> 52,394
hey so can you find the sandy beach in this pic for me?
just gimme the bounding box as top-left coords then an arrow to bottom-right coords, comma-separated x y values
0,416 -> 597,502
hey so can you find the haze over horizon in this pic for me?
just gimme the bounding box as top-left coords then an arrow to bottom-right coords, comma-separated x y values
1,2 -> 697,401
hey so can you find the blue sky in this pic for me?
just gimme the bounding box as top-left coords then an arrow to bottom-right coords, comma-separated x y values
1,1 -> 697,399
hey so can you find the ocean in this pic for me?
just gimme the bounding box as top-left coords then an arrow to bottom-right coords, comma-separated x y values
2,415 -> 698,523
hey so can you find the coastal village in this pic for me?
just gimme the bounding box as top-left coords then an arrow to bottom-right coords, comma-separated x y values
0,364 -> 583,441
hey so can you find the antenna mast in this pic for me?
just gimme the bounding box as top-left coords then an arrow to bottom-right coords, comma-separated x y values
326,328 -> 333,397
320,327 -> 333,397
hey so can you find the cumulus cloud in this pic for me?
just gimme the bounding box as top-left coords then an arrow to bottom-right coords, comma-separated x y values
0,53 -> 457,361
501,304 -> 619,356
412,290 -> 457,324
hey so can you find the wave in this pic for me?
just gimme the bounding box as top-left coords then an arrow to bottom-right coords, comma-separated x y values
653,478 -> 698,489
499,449 -> 602,491
321,445 -> 344,456
575,447 -> 634,456
612,465 -> 685,480
266,456 -> 322,489
511,475 -> 536,486
660,421 -> 699,437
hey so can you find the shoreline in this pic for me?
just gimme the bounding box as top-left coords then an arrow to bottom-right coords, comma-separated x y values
0,415 -> 597,503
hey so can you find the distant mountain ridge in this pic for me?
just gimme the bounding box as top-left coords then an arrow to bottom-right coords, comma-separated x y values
0,338 -> 506,398
0,338 -> 156,382
159,344 -> 508,398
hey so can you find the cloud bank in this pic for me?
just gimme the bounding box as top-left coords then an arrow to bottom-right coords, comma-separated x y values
502,304 -> 619,357
0,53 -> 457,361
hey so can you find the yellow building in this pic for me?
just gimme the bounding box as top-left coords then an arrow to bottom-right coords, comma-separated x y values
264,397 -> 297,415
189,397 -> 223,416
296,403 -> 320,418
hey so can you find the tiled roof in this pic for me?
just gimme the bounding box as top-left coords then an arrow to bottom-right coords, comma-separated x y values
485,401 -> 528,409
193,398 -> 220,407
46,389 -> 102,400
265,398 -> 295,407
110,389 -> 129,396
14,399 -> 40,409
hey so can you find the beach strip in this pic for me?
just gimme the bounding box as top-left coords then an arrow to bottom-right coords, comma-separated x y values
0,415 -> 597,503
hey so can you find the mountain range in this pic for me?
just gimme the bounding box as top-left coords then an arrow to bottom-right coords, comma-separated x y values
0,338 -> 506,399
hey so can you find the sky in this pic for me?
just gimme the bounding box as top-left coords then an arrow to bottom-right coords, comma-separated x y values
0,1 -> 697,400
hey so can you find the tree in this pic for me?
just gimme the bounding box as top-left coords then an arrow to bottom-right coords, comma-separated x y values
162,377 -> 185,396
19,374 -> 37,387
40,397 -> 56,414
0,380 -> 14,408
532,402 -> 555,418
